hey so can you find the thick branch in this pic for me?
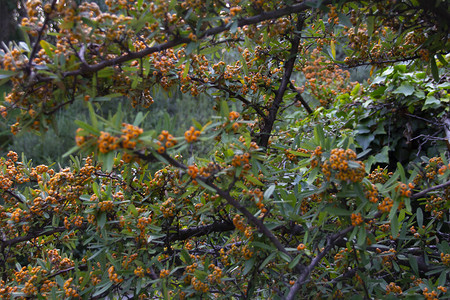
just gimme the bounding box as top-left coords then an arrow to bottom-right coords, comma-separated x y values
168,221 -> 234,241
0,226 -> 66,248
258,16 -> 304,148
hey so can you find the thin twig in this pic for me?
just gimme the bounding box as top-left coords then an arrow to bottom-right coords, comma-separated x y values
411,180 -> 450,199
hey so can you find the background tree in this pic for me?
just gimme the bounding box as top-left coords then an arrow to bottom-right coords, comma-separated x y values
0,0 -> 449,299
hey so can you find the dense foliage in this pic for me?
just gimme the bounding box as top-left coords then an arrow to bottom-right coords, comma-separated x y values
0,0 -> 449,299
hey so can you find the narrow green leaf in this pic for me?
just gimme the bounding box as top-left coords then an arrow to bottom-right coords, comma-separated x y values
288,254 -> 302,269
182,60 -> 190,78
245,174 -> 264,186
259,252 -> 277,271
330,40 -> 336,60
243,257 -> 255,275
264,185 -> 276,200
92,282 -> 113,297
416,208 -> 423,228
430,57 -> 439,82
408,255 -> 419,276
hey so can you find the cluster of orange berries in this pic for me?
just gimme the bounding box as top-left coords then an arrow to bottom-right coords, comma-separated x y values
122,253 -> 138,269
441,253 -> 450,266
368,166 -> 393,184
423,287 -> 447,300
160,197 -> 176,218
187,165 -> 199,180
310,146 -> 323,168
241,245 -> 254,260
63,215 -> 84,229
228,111 -> 241,132
321,148 -> 365,182
207,264 -> 223,284
300,49 -> 355,107
76,123 -> 144,154
424,157 -> 444,182
385,282 -> 402,295
285,148 -> 308,162
437,163 -> 450,175
231,153 -> 251,168
377,248 -> 397,268
219,248 -> 230,266
134,266 -> 145,277
243,188 -> 267,214
191,277 -> 209,293
98,200 -> 114,212
160,269 -> 170,278
364,183 -> 379,203
378,197 -> 394,213
395,182 -> 414,198
327,6 -> 339,25
233,214 -> 246,232
63,278 -> 79,298
157,130 -> 177,153
351,213 -> 363,226
184,126 -> 201,143
108,266 -> 123,284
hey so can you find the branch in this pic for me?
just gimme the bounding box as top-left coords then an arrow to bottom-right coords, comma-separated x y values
0,226 -> 66,248
411,180 -> 450,199
27,0 -> 58,69
168,221 -> 234,241
33,1 -> 330,81
288,82 -> 313,114
149,152 -> 302,271
258,15 -> 304,148
286,225 -> 354,300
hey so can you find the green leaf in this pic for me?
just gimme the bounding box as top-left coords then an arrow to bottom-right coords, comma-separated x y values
87,102 -> 98,129
288,254 -> 302,269
180,249 -> 192,264
430,57 -> 439,82
39,40 -> 55,57
182,60 -> 190,78
390,214 -> 399,237
408,255 -> 419,276
264,185 -> 276,200
97,67 -> 115,78
259,252 -> 277,271
245,174 -> 264,186
243,257 -> 255,275
92,281 -> 113,297
97,212 -> 107,229
393,82 -> 415,96
102,151 -> 115,172
366,16 -> 375,36
278,251 -> 291,263
330,40 -> 336,60
220,100 -> 229,118
374,146 -> 389,163
252,242 -> 275,251
323,205 -> 351,216
357,226 -> 367,247
416,208 -> 423,228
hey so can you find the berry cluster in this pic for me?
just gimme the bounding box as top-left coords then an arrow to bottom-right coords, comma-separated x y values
321,148 -> 365,182
157,130 -> 177,153
385,282 -> 402,295
184,126 -> 201,143
351,213 -> 363,226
